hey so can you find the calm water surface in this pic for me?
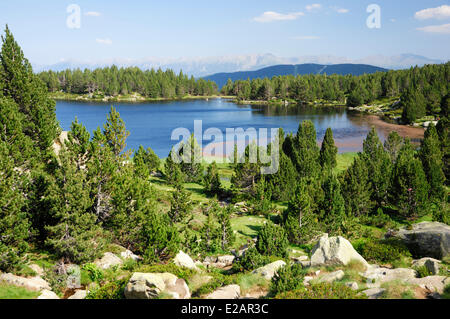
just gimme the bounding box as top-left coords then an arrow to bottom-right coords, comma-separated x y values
55,98 -> 424,158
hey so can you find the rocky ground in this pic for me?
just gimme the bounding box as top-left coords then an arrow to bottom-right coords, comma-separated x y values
0,221 -> 448,300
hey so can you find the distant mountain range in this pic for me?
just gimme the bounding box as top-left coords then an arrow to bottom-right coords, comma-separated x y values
203,63 -> 388,88
34,53 -> 445,78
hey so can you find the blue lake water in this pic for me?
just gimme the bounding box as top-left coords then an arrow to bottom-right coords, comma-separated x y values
55,98 -> 421,158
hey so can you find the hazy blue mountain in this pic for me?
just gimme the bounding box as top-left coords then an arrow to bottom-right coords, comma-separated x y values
203,63 -> 388,88
33,53 -> 442,78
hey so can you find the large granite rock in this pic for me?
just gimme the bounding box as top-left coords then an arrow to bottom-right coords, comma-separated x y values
407,276 -> 450,294
386,222 -> 450,259
361,267 -> 417,288
173,251 -> 198,270
252,260 -> 286,280
37,289 -> 59,299
362,288 -> 386,299
412,257 -> 441,275
124,272 -> 190,299
94,252 -> 123,269
0,273 -> 50,291
310,234 -> 369,268
68,290 -> 87,299
206,285 -> 240,299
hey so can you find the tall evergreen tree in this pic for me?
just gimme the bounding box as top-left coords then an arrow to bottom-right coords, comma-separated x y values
362,128 -> 392,208
419,123 -> 445,203
293,121 -> 320,178
0,26 -> 58,156
319,127 -> 338,170
319,174 -> 346,235
0,142 -> 30,271
216,205 -> 235,251
180,134 -> 203,183
44,147 -> 106,264
341,155 -> 372,216
390,140 -> 429,220
203,161 -> 222,196
168,177 -> 193,223
384,131 -> 404,163
282,179 -> 319,244
436,117 -> 450,183
103,106 -> 130,159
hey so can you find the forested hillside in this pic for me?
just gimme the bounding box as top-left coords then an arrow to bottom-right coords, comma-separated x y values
204,63 -> 387,88
38,67 -> 218,99
221,62 -> 450,124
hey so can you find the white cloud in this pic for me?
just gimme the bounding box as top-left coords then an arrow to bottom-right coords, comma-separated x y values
96,38 -> 112,45
292,36 -> 320,40
414,5 -> 450,20
417,23 -> 450,34
253,11 -> 304,23
85,11 -> 101,17
336,8 -> 349,14
306,4 -> 322,12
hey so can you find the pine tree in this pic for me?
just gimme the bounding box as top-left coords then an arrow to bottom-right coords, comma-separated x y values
251,175 -> 273,217
319,128 -> 338,170
401,89 -> 427,124
200,201 -> 221,253
256,222 -> 288,258
282,180 -> 319,245
139,211 -> 180,263
0,142 -> 30,271
108,164 -> 158,251
319,174 -> 346,235
164,147 -> 184,185
362,127 -> 392,208
180,134 -> 203,183
419,123 -> 445,203
0,26 -> 58,156
168,177 -> 193,223
341,155 -> 372,216
294,121 -> 320,178
384,131 -> 404,163
203,161 -> 222,196
103,106 -> 130,159
266,150 -> 298,201
134,145 -> 160,179
436,117 -> 449,183
44,148 -> 106,264
216,205 -> 235,251
231,143 -> 261,199
390,140 -> 429,221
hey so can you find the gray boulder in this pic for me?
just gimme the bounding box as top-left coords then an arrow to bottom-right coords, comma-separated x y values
362,288 -> 386,299
94,252 -> 123,269
345,282 -> 359,290
386,222 -> 450,259
217,255 -> 235,266
173,251 -> 198,270
68,290 -> 87,299
0,273 -> 50,291
252,260 -> 286,280
310,234 -> 369,268
124,272 -> 190,299
361,267 -> 417,288
412,257 -> 441,275
318,270 -> 345,283
206,285 -> 240,299
37,289 -> 59,299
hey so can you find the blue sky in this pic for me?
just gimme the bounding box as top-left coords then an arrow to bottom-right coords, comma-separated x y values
1,0 -> 449,65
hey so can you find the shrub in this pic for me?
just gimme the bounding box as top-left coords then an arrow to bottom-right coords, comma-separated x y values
270,263 -> 306,295
415,265 -> 432,278
256,222 -> 289,258
81,263 -> 104,283
86,279 -> 128,299
232,247 -> 271,272
275,282 -> 366,299
355,238 -> 411,264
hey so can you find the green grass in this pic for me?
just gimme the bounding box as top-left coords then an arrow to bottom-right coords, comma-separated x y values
335,153 -> 358,173
230,215 -> 267,248
0,282 -> 40,299
235,273 -> 269,295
